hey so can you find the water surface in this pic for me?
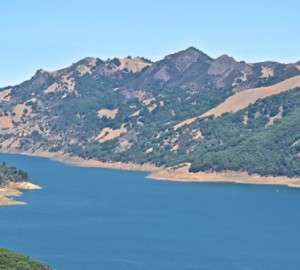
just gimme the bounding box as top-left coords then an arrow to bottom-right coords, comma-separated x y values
0,153 -> 300,270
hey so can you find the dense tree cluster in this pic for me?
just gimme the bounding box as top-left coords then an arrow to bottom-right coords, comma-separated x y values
0,248 -> 51,270
188,88 -> 300,176
0,162 -> 29,186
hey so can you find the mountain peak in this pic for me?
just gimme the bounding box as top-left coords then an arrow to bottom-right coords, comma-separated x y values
162,47 -> 212,73
185,46 -> 200,52
215,54 -> 236,63
208,54 -> 238,75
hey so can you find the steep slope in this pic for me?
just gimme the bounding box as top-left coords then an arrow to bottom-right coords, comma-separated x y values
1,47 -> 300,178
201,74 -> 300,117
174,74 -> 300,129
182,87 -> 300,176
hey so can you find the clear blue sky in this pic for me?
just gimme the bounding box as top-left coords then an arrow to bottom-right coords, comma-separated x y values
1,0 -> 300,87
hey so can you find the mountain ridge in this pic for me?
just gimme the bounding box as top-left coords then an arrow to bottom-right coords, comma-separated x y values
1,47 -> 300,179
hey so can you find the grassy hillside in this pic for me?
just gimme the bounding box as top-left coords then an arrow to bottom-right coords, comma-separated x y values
1,47 -> 300,178
0,248 -> 51,270
187,87 -> 300,176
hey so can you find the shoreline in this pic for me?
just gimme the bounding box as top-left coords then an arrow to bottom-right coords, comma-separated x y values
1,150 -> 300,191
0,149 -> 161,172
0,182 -> 42,207
0,187 -> 25,206
147,163 -> 300,188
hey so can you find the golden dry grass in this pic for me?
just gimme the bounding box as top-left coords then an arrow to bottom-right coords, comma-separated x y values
265,105 -> 283,127
130,110 -> 140,117
97,108 -> 119,119
44,82 -> 58,94
148,103 -> 157,112
0,116 -> 13,129
260,66 -> 274,78
62,73 -> 75,92
0,88 -> 12,101
143,97 -> 155,106
13,104 -> 31,122
76,58 -> 97,76
174,75 -> 300,129
170,144 -> 179,152
95,124 -> 126,143
191,129 -> 203,139
117,58 -> 151,73
146,147 -> 153,153
202,75 -> 300,117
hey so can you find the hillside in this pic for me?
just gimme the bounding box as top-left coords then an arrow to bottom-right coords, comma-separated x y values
0,163 -> 41,206
0,162 -> 29,187
0,248 -> 51,270
174,74 -> 300,129
1,47 -> 300,178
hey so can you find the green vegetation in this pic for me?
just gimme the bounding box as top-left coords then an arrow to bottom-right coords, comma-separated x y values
64,85 -> 300,178
0,163 -> 29,187
188,87 -> 300,176
2,47 -> 300,179
111,57 -> 121,66
65,84 -> 233,166
0,248 -> 51,270
137,56 -> 153,63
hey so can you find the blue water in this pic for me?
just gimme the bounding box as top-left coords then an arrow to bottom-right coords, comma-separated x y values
0,154 -> 300,270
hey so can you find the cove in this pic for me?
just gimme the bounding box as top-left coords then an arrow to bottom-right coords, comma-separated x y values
0,153 -> 300,270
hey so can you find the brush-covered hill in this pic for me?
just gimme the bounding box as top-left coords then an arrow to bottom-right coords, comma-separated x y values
0,162 -> 29,187
1,47 -> 300,178
0,248 -> 51,270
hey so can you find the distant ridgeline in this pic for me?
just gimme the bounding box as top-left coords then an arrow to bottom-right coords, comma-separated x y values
1,47 -> 300,177
0,162 -> 29,186
0,248 -> 51,270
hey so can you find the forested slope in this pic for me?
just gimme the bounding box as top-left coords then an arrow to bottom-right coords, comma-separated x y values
1,47 -> 300,178
0,248 -> 51,270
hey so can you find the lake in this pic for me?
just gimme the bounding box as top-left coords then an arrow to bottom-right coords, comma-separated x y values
0,153 -> 300,270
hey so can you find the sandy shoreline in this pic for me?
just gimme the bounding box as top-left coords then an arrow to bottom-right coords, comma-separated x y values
0,196 -> 26,206
0,186 -> 25,206
0,182 -> 42,207
147,163 -> 300,188
1,150 -> 300,192
0,149 -> 158,206
0,149 -> 160,172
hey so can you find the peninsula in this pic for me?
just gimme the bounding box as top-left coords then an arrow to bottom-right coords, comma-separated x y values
0,162 -> 41,206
